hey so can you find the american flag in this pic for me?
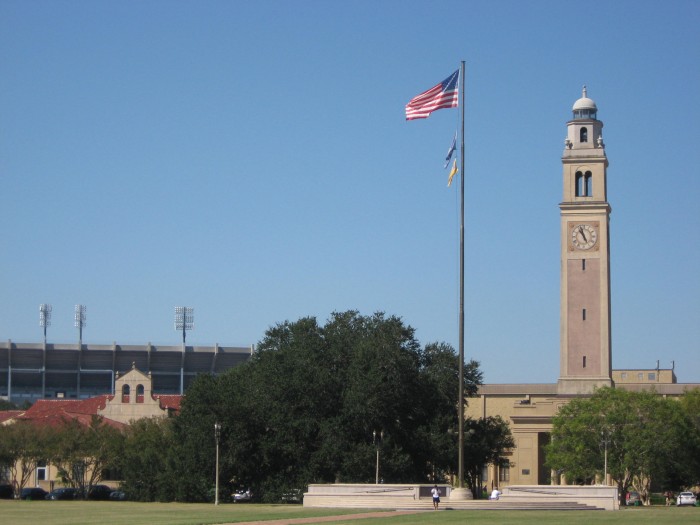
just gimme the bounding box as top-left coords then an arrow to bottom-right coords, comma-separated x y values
405,70 -> 459,120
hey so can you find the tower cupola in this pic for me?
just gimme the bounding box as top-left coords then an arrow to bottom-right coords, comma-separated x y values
572,86 -> 597,120
565,86 -> 604,152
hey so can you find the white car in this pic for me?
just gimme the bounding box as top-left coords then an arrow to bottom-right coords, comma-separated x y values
676,492 -> 697,507
233,489 -> 253,502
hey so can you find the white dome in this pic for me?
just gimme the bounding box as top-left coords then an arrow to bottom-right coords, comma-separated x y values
572,86 -> 597,111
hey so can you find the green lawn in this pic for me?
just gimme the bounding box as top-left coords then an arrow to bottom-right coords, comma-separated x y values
1,501 -> 698,525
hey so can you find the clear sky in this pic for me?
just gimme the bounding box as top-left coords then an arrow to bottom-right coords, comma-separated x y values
1,1 -> 698,385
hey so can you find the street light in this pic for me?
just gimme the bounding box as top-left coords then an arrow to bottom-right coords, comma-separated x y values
214,422 -> 221,505
74,304 -> 86,347
600,429 -> 610,485
39,304 -> 52,344
174,306 -> 194,345
373,430 -> 383,484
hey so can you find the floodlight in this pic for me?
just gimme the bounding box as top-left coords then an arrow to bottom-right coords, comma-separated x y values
75,304 -> 86,347
39,304 -> 52,343
174,306 -> 194,344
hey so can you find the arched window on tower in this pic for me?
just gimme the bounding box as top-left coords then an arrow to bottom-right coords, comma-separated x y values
575,171 -> 584,197
136,384 -> 144,403
121,384 -> 130,403
580,127 -> 588,143
575,171 -> 593,197
584,171 -> 593,196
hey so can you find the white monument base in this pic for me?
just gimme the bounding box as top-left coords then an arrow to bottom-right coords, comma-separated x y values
449,487 -> 473,500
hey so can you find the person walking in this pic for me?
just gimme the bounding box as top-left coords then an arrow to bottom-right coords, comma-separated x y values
431,485 -> 441,510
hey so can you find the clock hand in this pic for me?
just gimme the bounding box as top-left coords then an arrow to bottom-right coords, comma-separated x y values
579,226 -> 587,243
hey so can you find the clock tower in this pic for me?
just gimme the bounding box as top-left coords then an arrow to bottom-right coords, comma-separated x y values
558,87 -> 613,395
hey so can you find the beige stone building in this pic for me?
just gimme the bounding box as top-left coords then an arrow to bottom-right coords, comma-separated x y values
466,88 -> 700,490
1,365 -> 181,493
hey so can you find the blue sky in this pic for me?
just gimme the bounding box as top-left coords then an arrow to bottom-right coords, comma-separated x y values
1,1 -> 698,384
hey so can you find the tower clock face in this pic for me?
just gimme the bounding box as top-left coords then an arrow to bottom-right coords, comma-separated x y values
571,224 -> 598,250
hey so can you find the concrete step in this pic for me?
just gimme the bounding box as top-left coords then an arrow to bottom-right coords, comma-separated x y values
304,496 -> 603,511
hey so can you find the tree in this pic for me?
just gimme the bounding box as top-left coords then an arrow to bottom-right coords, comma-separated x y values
418,342 -> 482,484
464,416 -> 514,496
0,399 -> 18,410
545,387 -> 699,506
673,388 -> 700,488
174,311 -> 484,502
117,417 -> 176,502
47,417 -> 123,497
0,421 -> 52,497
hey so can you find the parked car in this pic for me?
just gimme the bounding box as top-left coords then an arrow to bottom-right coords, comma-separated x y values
625,491 -> 641,506
676,492 -> 697,507
85,484 -> 113,500
20,487 -> 48,500
109,490 -> 127,501
233,489 -> 253,502
0,484 -> 13,499
46,487 -> 78,500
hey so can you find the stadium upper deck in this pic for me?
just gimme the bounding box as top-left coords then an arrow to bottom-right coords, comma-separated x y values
0,340 -> 252,403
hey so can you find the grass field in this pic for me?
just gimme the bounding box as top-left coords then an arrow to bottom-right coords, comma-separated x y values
1,500 -> 698,525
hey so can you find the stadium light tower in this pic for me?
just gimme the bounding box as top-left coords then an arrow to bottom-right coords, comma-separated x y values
174,306 -> 194,345
39,304 -> 52,344
75,304 -> 86,347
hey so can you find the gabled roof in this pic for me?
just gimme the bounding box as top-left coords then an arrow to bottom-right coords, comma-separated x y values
23,396 -> 110,417
154,394 -> 182,412
16,396 -> 125,430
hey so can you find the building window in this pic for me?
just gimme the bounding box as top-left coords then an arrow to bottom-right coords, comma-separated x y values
648,373 -> 656,381
583,356 -> 587,368
575,171 -> 583,196
136,384 -> 145,403
580,127 -> 588,143
499,465 -> 510,482
482,465 -> 488,482
36,461 -> 47,482
575,171 -> 592,197
621,372 -> 627,379
638,373 -> 644,381
584,171 -> 593,196
582,308 -> 587,321
582,259 -> 586,271
122,384 -> 130,403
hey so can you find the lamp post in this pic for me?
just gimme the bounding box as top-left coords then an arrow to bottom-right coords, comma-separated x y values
39,304 -> 52,344
600,429 -> 610,485
214,422 -> 221,505
373,430 -> 383,484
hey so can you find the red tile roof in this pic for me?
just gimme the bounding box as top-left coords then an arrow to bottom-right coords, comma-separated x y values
154,395 -> 182,412
17,396 -> 125,430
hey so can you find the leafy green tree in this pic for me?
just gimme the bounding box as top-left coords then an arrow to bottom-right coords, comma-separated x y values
545,387 -> 698,505
0,399 -> 18,410
0,421 -> 52,497
47,417 -> 123,497
673,388 -> 700,488
117,417 -> 176,502
418,342 -> 482,484
175,311 -> 484,502
464,416 -> 515,496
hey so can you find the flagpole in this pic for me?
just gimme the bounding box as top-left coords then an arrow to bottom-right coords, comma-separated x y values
452,59 -> 471,500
